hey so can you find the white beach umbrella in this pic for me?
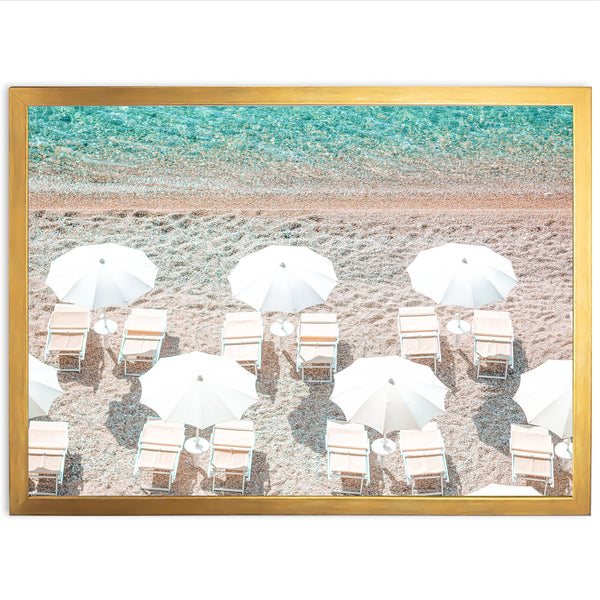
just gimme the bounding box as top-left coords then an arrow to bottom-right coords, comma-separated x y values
467,483 -> 541,496
513,359 -> 573,439
228,245 -> 338,314
46,243 -> 157,311
330,356 -> 448,439
406,243 -> 517,324
139,352 -> 258,439
28,354 -> 63,418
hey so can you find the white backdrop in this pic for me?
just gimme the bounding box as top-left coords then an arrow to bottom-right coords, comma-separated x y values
1,2 -> 597,598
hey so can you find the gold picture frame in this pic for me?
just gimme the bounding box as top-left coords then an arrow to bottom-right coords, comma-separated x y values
9,86 -> 591,515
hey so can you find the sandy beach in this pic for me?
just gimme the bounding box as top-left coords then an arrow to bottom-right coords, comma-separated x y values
27,193 -> 573,496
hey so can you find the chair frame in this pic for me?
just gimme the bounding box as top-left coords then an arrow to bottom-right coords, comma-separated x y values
397,306 -> 441,373
132,418 -> 184,493
28,422 -> 68,496
399,426 -> 449,496
44,304 -> 90,373
118,308 -> 167,376
472,310 -> 514,380
296,314 -> 339,383
509,424 -> 555,495
326,421 -> 370,495
221,312 -> 263,375
207,422 -> 255,494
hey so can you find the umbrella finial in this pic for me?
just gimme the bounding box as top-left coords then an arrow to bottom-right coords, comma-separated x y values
99,258 -> 106,264
461,258 -> 467,264
196,374 -> 203,382
388,378 -> 395,385
280,262 -> 286,268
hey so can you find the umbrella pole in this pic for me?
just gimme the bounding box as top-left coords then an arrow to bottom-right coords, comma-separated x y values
195,427 -> 200,448
457,307 -> 462,328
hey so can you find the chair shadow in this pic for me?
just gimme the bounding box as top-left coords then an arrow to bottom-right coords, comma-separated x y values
160,334 -> 181,358
437,336 -> 457,390
257,340 -> 280,402
57,336 -> 107,392
61,452 -> 84,496
246,450 -> 271,496
105,377 -> 153,448
287,385 -> 345,455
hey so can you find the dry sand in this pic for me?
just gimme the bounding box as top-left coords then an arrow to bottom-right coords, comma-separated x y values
27,196 -> 573,496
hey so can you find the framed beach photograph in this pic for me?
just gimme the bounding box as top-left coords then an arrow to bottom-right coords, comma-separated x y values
9,86 -> 591,515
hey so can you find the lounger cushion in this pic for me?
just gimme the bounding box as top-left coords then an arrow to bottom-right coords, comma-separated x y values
48,332 -> 86,353
140,421 -> 185,447
329,451 -> 368,475
513,455 -> 552,479
476,341 -> 512,360
122,336 -> 161,358
511,425 -> 553,455
399,428 -> 444,453
299,323 -> 339,341
223,342 -> 261,363
402,336 -> 439,356
213,423 -> 255,448
326,422 -> 369,451
299,344 -> 336,365
28,452 -> 64,475
405,454 -> 446,477
29,422 -> 69,450
473,317 -> 514,338
125,313 -> 167,335
211,448 -> 250,471
49,311 -> 90,330
137,448 -> 179,471
222,320 -> 262,339
399,315 -> 439,333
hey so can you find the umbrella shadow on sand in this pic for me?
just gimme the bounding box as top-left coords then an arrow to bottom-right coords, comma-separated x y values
436,336 -> 458,391
287,383 -> 345,455
257,340 -> 280,402
60,453 -> 84,496
105,378 -> 153,448
158,334 -> 181,358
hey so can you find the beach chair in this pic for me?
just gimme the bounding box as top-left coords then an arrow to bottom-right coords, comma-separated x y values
296,313 -> 339,383
44,303 -> 90,372
510,424 -> 554,495
326,420 -> 370,495
118,308 -> 167,376
397,306 -> 442,373
132,418 -> 185,493
28,421 -> 69,496
472,309 -> 514,380
208,420 -> 255,494
399,422 -> 449,495
221,311 -> 263,375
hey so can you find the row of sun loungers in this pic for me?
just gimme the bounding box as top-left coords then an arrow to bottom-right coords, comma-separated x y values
29,418 -> 555,496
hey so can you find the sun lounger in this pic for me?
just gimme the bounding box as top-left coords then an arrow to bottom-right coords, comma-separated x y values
510,424 -> 554,495
326,420 -> 370,495
296,313 -> 339,383
132,418 -> 185,493
44,304 -> 90,372
118,308 -> 167,376
399,422 -> 449,495
208,420 -> 255,494
472,309 -> 514,380
28,421 -> 69,495
221,312 -> 263,375
397,306 -> 441,373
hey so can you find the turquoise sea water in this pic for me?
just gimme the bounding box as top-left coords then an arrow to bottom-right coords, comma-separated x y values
28,105 -> 573,197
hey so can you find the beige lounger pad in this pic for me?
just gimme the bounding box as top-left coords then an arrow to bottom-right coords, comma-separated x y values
29,422 -> 68,450
223,342 -> 261,362
125,315 -> 167,335
299,322 -> 339,341
327,423 -> 369,451
402,336 -> 439,356
222,319 -> 263,339
511,426 -> 552,455
329,452 -> 367,475
140,421 -> 185,447
211,448 -> 250,471
213,424 -> 255,448
473,317 -> 513,338
476,341 -> 512,359
400,428 -> 444,453
122,336 -> 161,358
513,455 -> 552,479
49,310 -> 90,330
406,454 -> 445,477
399,315 -> 438,333
299,344 -> 335,364
48,332 -> 86,353
29,453 -> 64,474
137,448 -> 179,471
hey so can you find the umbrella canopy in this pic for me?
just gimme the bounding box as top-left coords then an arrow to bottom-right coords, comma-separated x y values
514,359 -> 573,439
467,483 -> 541,496
46,243 -> 157,310
139,351 -> 258,430
406,243 -> 517,309
228,245 -> 338,314
29,354 -> 63,418
330,356 -> 448,436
